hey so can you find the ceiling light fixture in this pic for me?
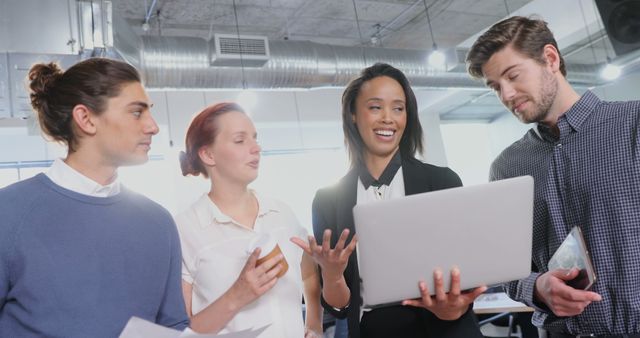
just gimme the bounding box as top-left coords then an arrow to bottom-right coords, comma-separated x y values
601,57 -> 622,81
370,23 -> 382,47
579,0 -> 621,81
592,3 -> 622,81
141,0 -> 158,33
422,0 -> 446,70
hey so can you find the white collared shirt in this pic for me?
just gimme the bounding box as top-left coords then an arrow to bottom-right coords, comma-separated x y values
174,192 -> 307,338
356,167 -> 405,203
45,158 -> 120,197
356,167 -> 405,315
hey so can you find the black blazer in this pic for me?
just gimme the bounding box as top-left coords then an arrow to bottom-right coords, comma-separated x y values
312,156 -> 483,338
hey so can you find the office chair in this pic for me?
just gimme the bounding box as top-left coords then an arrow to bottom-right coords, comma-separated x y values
479,312 -> 520,338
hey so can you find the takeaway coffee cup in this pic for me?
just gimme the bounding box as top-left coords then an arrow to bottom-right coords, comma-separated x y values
248,233 -> 288,278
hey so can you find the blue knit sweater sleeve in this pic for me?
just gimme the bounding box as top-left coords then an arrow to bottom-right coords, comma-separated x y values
0,179 -> 39,311
155,208 -> 190,330
0,193 -> 12,310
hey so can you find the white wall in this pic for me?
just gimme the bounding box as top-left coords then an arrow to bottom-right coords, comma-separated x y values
147,87 -> 452,222
440,117 -> 530,186
420,111 -> 448,166
0,126 -> 66,163
592,72 -> 640,102
0,1 -> 7,51
458,0 -> 602,50
441,123 -> 492,185
1,0 -> 78,54
0,87 -> 450,231
487,114 -> 532,159
148,88 -> 449,158
4,70 -> 639,228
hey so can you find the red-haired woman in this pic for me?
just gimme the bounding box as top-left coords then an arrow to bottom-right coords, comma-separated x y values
174,102 -> 322,338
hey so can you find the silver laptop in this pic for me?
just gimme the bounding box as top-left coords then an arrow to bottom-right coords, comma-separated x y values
353,175 -> 533,307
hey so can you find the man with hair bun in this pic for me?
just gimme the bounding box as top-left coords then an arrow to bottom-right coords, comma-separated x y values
467,15 -> 640,337
0,58 -> 188,337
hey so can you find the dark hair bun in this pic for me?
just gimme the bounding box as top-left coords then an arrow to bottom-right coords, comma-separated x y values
179,150 -> 200,177
28,62 -> 63,113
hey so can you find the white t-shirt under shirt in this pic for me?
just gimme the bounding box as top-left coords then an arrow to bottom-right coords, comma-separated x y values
174,192 -> 308,338
356,166 -> 405,316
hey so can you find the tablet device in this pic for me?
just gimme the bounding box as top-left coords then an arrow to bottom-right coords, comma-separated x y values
547,226 -> 596,290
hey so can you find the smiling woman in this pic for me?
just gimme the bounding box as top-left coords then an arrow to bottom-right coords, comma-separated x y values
351,75 -> 408,167
294,63 -> 487,338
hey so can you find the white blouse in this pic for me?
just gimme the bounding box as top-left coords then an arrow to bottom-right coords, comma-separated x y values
174,192 -> 308,338
356,167 -> 405,316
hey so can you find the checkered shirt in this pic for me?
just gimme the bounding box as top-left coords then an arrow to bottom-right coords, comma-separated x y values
490,91 -> 640,335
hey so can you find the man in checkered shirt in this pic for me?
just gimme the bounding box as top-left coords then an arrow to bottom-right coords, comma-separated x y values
466,16 -> 640,338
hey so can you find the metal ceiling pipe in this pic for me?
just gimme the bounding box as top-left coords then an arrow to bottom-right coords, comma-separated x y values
127,36 -> 603,90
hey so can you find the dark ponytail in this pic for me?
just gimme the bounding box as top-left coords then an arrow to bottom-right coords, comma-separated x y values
28,63 -> 73,148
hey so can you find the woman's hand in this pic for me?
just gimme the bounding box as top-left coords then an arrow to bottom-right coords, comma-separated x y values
304,327 -> 323,338
291,229 -> 357,281
226,248 -> 283,310
185,248 -> 284,334
402,266 -> 487,321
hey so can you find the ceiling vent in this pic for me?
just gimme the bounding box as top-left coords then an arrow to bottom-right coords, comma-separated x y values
211,34 -> 270,67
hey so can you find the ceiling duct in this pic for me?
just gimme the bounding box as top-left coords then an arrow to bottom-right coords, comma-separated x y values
133,35 -> 601,90
100,8 -> 609,91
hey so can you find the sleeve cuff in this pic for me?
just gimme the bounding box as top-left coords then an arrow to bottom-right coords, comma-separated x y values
321,295 -> 349,319
516,272 -> 549,312
181,274 -> 194,285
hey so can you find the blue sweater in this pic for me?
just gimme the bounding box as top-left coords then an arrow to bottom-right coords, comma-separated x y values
0,174 -> 189,337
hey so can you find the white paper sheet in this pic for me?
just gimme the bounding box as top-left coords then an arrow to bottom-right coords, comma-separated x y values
119,317 -> 269,338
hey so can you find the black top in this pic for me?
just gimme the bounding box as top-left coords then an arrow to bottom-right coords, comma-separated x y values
357,151 -> 402,189
312,155 -> 483,338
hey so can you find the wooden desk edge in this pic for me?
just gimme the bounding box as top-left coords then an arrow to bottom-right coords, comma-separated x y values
474,306 -> 534,314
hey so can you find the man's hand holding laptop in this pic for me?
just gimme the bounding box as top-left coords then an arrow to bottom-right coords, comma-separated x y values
292,228 -> 487,321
